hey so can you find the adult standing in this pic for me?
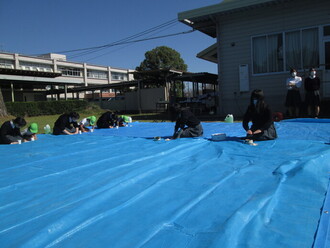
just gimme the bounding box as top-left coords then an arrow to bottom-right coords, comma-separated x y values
304,68 -> 321,118
53,112 -> 80,135
285,68 -> 302,118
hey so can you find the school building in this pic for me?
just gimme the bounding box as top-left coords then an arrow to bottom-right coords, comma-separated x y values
0,52 -> 134,102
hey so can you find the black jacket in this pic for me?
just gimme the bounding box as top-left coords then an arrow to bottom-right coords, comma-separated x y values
97,112 -> 117,128
243,104 -> 273,132
175,108 -> 200,131
0,121 -> 22,144
53,114 -> 78,135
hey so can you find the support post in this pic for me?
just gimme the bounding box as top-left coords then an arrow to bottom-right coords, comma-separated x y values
137,80 -> 142,114
11,83 -> 15,102
64,84 -> 68,100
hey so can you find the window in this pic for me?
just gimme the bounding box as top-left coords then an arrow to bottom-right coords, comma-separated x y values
285,31 -> 301,70
59,67 -> 82,77
325,42 -> 330,70
0,59 -> 14,69
252,27 -> 319,74
252,34 -> 283,74
87,70 -> 108,79
111,72 -> 127,81
324,25 -> 330,36
302,28 -> 319,69
20,62 -> 53,72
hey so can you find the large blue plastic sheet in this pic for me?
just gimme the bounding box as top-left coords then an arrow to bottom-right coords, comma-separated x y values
1,119 -> 330,248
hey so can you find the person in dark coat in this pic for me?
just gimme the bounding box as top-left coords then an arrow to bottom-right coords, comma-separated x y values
96,111 -> 118,128
172,104 -> 203,139
53,112 -> 80,135
304,68 -> 321,118
243,89 -> 277,141
0,117 -> 26,144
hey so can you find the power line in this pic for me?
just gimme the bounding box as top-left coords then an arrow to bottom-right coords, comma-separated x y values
82,22 -> 180,62
33,18 -> 196,63
69,29 -> 195,60
57,18 -> 179,55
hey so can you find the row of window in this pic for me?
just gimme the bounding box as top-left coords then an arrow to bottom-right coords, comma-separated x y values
20,62 -> 53,72
0,58 -> 128,80
0,59 -> 14,69
59,67 -> 128,80
252,27 -> 320,74
252,25 -> 330,74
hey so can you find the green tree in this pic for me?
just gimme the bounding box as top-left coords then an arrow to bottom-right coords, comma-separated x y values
135,46 -> 187,97
136,46 -> 188,72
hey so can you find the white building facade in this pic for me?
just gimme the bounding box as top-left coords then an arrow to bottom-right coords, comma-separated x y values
0,52 -> 134,102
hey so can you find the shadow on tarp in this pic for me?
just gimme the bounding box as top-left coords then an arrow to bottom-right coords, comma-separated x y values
0,119 -> 330,248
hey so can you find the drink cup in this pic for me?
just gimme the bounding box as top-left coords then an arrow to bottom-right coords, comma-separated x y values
18,140 -> 21,144
31,138 -> 35,141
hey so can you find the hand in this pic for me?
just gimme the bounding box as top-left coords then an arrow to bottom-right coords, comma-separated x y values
253,129 -> 262,134
246,130 -> 253,135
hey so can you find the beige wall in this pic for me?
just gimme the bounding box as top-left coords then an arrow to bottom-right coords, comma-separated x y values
101,87 -> 167,112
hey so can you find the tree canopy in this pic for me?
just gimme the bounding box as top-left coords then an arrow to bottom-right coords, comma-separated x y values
136,46 -> 187,72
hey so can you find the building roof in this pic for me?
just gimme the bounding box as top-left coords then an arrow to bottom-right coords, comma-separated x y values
172,72 -> 218,85
178,0 -> 286,37
196,44 -> 218,63
0,67 -> 62,78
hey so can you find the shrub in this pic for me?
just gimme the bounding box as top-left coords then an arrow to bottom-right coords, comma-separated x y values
5,100 -> 89,117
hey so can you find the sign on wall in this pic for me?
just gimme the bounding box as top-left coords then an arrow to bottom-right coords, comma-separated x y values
239,64 -> 249,92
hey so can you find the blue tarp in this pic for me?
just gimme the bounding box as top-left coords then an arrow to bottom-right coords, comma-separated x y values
0,119 -> 330,248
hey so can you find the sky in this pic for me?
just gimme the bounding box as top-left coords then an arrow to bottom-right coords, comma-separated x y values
0,0 -> 220,73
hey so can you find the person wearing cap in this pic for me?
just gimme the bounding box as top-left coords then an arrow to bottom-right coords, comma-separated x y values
117,115 -> 132,127
0,117 -> 27,144
53,112 -> 80,135
22,122 -> 38,141
79,116 -> 96,132
243,89 -> 277,141
96,111 -> 118,128
171,103 -> 203,139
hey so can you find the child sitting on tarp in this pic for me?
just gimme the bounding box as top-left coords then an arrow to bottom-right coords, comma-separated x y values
0,117 -> 27,144
242,89 -> 277,141
117,115 -> 132,127
22,122 -> 38,141
79,116 -> 96,132
96,111 -> 118,128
